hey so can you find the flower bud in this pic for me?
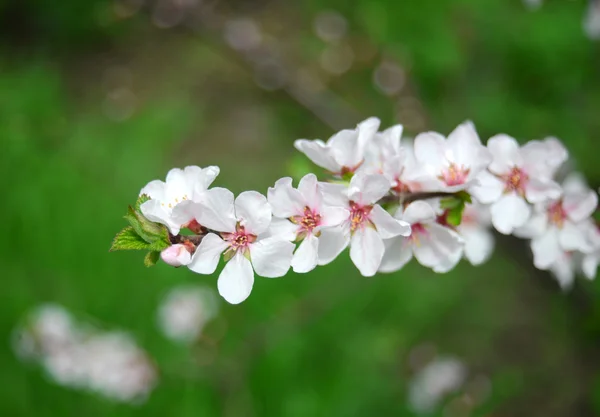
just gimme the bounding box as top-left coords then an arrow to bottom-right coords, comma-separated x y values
161,244 -> 192,267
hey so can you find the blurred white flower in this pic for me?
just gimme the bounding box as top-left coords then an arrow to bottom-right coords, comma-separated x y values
584,0 -> 600,40
457,202 -> 495,266
158,285 -> 219,343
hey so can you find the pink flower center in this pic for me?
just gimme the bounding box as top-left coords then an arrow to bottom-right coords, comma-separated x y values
547,200 -> 567,228
223,224 -> 257,254
501,167 -> 528,196
408,222 -> 428,246
392,177 -> 411,194
349,201 -> 373,232
291,206 -> 322,234
439,163 -> 470,186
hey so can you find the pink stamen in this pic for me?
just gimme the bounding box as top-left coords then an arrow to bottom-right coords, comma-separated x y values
547,200 -> 567,228
439,163 -> 470,186
291,206 -> 322,235
222,224 -> 257,254
349,201 -> 373,232
501,167 -> 528,196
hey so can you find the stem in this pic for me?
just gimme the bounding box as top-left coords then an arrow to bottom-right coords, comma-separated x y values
378,191 -> 457,206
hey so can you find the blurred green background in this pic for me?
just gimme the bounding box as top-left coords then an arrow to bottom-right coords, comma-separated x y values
2,0 -> 600,415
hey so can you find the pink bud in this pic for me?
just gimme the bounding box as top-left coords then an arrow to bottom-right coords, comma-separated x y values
161,244 -> 192,267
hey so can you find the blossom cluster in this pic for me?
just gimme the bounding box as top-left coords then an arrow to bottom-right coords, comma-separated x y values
114,117 -> 600,303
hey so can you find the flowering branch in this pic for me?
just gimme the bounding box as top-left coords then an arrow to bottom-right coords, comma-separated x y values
111,117 -> 600,304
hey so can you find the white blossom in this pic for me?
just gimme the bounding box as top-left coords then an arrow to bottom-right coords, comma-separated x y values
583,225 -> 600,280
457,202 -> 495,266
187,188 -> 294,304
267,174 -> 348,273
160,244 -> 192,267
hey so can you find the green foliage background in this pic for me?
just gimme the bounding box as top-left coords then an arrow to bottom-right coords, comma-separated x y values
1,0 -> 600,415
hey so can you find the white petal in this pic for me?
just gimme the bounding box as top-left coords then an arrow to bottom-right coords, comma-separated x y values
350,227 -> 385,277
490,194 -> 531,235
218,253 -> 254,304
170,200 -> 197,227
320,206 -> 349,228
486,134 -> 522,175
165,168 -> 190,200
371,204 -> 411,238
550,254 -> 575,290
250,237 -> 294,278
267,177 -> 305,218
379,237 -> 413,273
469,171 -> 504,204
562,172 -> 589,194
235,191 -> 272,235
140,199 -> 179,234
264,218 -> 298,241
413,224 -> 464,270
401,201 -> 436,225
564,190 -> 598,223
525,178 -> 562,203
521,138 -> 568,178
433,243 -> 463,273
413,132 -> 447,168
194,187 -> 237,232
185,165 -> 220,194
298,173 -> 322,210
531,229 -> 562,270
461,227 -> 494,265
513,210 -> 548,239
291,234 -> 319,273
582,253 -> 599,280
319,182 -> 349,207
348,172 -> 390,205
317,227 -> 350,265
329,129 -> 362,169
447,121 -> 491,170
293,139 -> 339,172
187,233 -> 228,274
559,222 -> 587,252
140,179 -> 165,200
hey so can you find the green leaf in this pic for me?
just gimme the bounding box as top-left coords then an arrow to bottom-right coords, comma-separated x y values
135,194 -> 151,212
144,251 -> 161,267
125,205 -> 170,245
439,197 -> 461,210
110,226 -> 151,251
446,201 -> 467,227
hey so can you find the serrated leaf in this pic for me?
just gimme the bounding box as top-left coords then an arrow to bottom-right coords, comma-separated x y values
125,205 -> 170,245
144,251 -> 161,267
110,226 -> 151,251
148,239 -> 170,252
135,194 -> 151,212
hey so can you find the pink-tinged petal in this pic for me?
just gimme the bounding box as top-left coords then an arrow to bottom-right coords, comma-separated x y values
184,165 -> 220,194
350,227 -> 385,277
294,139 -> 339,172
487,134 -> 522,175
320,206 -> 349,228
371,204 -> 411,238
559,222 -> 587,252
348,172 -> 390,205
490,194 -> 531,235
194,187 -> 236,232
469,171 -> 504,204
250,237 -> 294,278
525,178 -> 562,203
378,237 -> 413,273
413,131 -> 447,168
265,218 -> 298,241
170,200 -> 197,227
140,199 -> 179,234
461,227 -> 494,266
447,121 -> 490,169
267,177 -> 304,218
582,253 -> 599,280
161,244 -> 192,267
513,210 -> 548,239
317,227 -> 350,265
564,190 -> 598,223
531,229 -> 561,270
521,138 -> 568,178
235,191 -> 272,235
329,129 -> 362,168
319,182 -> 349,207
401,201 -> 436,225
187,233 -> 228,274
291,234 -> 319,273
218,253 -> 254,304
413,223 -> 464,270
140,179 -> 166,200
298,173 -> 322,210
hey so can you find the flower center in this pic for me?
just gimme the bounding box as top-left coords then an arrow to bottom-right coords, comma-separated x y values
349,201 -> 373,232
501,167 -> 528,196
547,200 -> 567,228
161,194 -> 190,209
408,223 -> 428,246
223,224 -> 257,254
292,206 -> 322,234
393,178 -> 411,194
439,163 -> 470,186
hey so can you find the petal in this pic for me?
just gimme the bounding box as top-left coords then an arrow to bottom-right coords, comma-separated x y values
194,187 -> 237,232
559,222 -> 587,252
320,206 -> 350,228
490,194 -> 532,235
235,191 -> 272,235
293,139 -> 339,172
350,227 -> 385,277
371,204 -> 411,238
184,165 -> 220,195
401,201 -> 436,225
447,121 -> 490,169
413,223 -> 464,270
531,229 -> 561,270
433,244 -> 463,273
267,177 -> 305,218
348,172 -> 391,205
264,218 -> 298,241
562,172 -> 589,195
187,233 -> 228,274
513,210 -> 548,239
356,117 -> 381,155
250,237 -> 294,278
319,182 -> 349,207
140,199 -> 179,234
413,131 -> 447,168
140,179 -> 166,200
218,253 -> 254,304
298,173 -> 322,210
329,129 -> 362,168
161,244 -> 192,267
582,253 -> 599,280
521,138 -> 568,178
378,237 -> 413,273
564,190 -> 598,223
165,168 -> 190,200
469,171 -> 504,204
461,227 -> 494,266
317,227 -> 350,265
291,234 -> 319,273
487,134 -> 522,175
170,200 -> 197,227
525,178 -> 562,203
549,254 -> 575,290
